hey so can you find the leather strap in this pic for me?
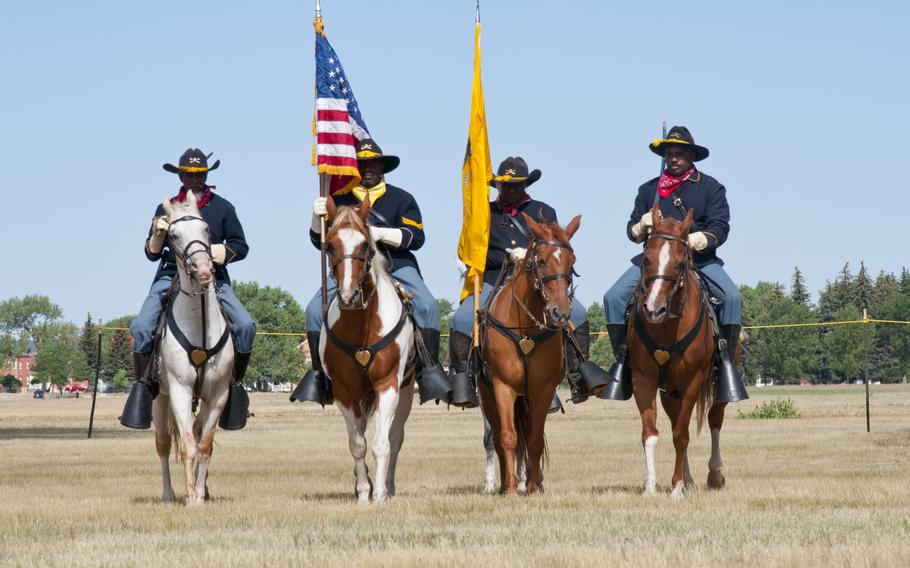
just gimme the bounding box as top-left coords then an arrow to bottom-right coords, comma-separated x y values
325,302 -> 409,374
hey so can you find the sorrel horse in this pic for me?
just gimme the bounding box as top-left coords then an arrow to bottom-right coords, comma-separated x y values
629,205 -> 729,498
321,196 -> 415,503
154,191 -> 234,505
481,213 -> 581,495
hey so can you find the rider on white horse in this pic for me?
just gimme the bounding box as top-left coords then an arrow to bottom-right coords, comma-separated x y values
122,148 -> 256,429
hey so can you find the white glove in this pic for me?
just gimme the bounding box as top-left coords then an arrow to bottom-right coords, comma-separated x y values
211,244 -> 227,265
630,212 -> 654,239
455,257 -> 468,278
506,247 -> 527,262
311,197 -> 328,233
147,216 -> 169,254
688,231 -> 709,251
369,226 -> 403,247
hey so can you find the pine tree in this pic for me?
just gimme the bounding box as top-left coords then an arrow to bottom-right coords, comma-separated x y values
79,313 -> 98,375
853,262 -> 873,311
103,330 -> 134,380
790,266 -> 811,307
899,267 -> 910,297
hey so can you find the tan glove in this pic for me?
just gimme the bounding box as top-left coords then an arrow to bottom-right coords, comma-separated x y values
688,231 -> 708,251
630,212 -> 654,240
506,247 -> 528,262
146,216 -> 169,254
369,226 -> 403,247
211,244 -> 227,265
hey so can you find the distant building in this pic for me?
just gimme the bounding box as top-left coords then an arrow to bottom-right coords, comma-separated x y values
4,339 -> 37,391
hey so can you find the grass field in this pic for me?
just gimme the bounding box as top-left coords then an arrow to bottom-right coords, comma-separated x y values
1,385 -> 908,567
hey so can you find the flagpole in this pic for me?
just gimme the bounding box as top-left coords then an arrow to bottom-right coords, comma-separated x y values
316,0 -> 328,314
472,0 -> 481,349
652,121 -> 667,208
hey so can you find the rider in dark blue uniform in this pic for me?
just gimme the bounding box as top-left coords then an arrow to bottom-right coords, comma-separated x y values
599,127 -> 749,403
449,157 -> 608,409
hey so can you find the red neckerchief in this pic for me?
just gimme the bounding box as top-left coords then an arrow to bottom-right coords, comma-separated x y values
172,186 -> 215,208
657,167 -> 695,198
499,194 -> 531,217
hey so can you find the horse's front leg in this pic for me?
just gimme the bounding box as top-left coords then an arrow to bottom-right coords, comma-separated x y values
493,379 -> 520,496
168,386 -> 200,505
338,404 -> 372,503
667,394 -> 695,500
371,385 -> 400,503
152,393 -> 176,502
482,412 -> 497,495
633,375 -> 660,496
193,375 -> 230,502
707,402 -> 728,489
385,377 -> 413,498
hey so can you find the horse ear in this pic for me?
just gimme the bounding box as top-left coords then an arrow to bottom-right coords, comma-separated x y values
358,194 -> 372,223
162,197 -> 173,216
682,208 -> 694,232
326,196 -> 337,220
522,212 -> 545,239
564,215 -> 582,240
185,189 -> 198,207
650,203 -> 661,226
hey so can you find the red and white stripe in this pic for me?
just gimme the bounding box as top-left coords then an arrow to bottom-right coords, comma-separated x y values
315,98 -> 368,171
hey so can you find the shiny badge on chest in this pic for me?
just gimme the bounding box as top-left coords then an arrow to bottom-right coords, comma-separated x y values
191,349 -> 209,366
355,349 -> 372,366
519,337 -> 536,355
653,349 -> 670,365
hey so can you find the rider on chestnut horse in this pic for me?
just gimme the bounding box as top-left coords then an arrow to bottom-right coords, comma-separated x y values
600,126 -> 749,403
450,156 -> 610,409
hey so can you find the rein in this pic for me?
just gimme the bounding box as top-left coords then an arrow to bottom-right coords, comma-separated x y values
169,215 -> 215,297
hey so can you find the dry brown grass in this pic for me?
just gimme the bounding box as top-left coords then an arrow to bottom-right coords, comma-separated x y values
1,385 -> 908,567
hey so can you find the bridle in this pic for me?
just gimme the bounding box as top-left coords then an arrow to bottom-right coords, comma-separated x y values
326,223 -> 376,310
169,214 -> 214,297
512,238 -> 578,330
639,232 -> 691,319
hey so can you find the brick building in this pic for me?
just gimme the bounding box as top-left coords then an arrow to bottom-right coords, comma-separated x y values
4,339 -> 37,391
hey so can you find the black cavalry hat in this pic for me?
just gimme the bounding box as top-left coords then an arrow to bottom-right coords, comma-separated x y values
489,156 -> 541,187
163,148 -> 221,174
649,126 -> 710,162
355,139 -> 400,173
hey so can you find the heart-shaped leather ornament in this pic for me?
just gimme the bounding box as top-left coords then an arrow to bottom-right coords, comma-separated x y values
519,337 -> 535,355
191,349 -> 208,366
355,349 -> 372,366
653,349 -> 670,365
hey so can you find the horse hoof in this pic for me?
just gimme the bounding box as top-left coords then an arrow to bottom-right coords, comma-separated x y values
517,482 -> 527,494
642,483 -> 658,497
356,494 -> 371,504
670,481 -> 686,499
707,470 -> 726,490
483,484 -> 496,495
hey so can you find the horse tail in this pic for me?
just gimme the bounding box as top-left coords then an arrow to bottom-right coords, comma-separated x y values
696,326 -> 716,435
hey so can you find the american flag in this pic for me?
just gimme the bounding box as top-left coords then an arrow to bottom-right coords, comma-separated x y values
314,30 -> 369,194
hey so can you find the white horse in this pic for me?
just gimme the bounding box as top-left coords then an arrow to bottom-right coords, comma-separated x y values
153,191 -> 234,505
321,197 -> 415,503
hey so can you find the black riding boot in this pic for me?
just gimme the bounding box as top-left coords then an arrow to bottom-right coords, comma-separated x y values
121,352 -> 155,429
290,332 -> 333,406
219,352 -> 252,430
416,328 -> 453,405
715,324 -> 750,403
565,322 -> 611,404
596,324 -> 633,401
449,331 -> 479,408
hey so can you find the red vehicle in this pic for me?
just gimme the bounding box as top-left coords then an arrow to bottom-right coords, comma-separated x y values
64,381 -> 89,393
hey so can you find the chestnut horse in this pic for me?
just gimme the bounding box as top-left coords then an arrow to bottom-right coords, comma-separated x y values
481,213 -> 581,495
321,196 -> 416,503
629,205 -> 729,498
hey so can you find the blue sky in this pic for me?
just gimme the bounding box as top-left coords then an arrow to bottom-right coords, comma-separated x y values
1,0 -> 907,326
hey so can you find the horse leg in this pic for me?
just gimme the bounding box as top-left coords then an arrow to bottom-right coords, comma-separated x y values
385,379 -> 413,499
667,394 -> 696,499
493,381 -> 520,496
707,402 -> 728,489
634,379 -> 660,496
524,393 -> 551,495
192,383 -> 229,503
338,404 -> 372,503
371,387 -> 400,503
152,393 -> 176,502
168,388 -> 200,505
482,413 -> 497,495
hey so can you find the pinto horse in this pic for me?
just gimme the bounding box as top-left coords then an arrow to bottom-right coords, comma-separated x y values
321,196 -> 416,503
629,205 -> 729,498
481,213 -> 581,495
154,191 -> 234,505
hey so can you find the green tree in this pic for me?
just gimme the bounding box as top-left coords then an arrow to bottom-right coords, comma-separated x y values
818,263 -> 854,321
0,295 -> 63,348
33,326 -> 89,394
1,374 -> 22,391
824,305 -> 874,383
853,262 -> 873,311
79,313 -> 99,375
437,298 -> 454,365
586,302 -> 606,332
112,369 -> 130,390
0,334 -> 26,363
103,329 -> 134,381
790,266 -> 811,307
233,281 -> 306,385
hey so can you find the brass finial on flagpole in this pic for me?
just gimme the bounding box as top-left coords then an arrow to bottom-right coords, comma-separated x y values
314,0 -> 325,36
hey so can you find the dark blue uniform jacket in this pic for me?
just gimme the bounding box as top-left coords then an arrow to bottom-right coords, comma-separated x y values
310,184 -> 425,275
627,170 -> 730,268
145,193 -> 249,284
484,199 -> 557,285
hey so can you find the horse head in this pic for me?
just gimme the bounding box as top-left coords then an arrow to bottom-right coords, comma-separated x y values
325,195 -> 375,309
161,191 -> 215,289
521,212 -> 582,328
639,204 -> 694,324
